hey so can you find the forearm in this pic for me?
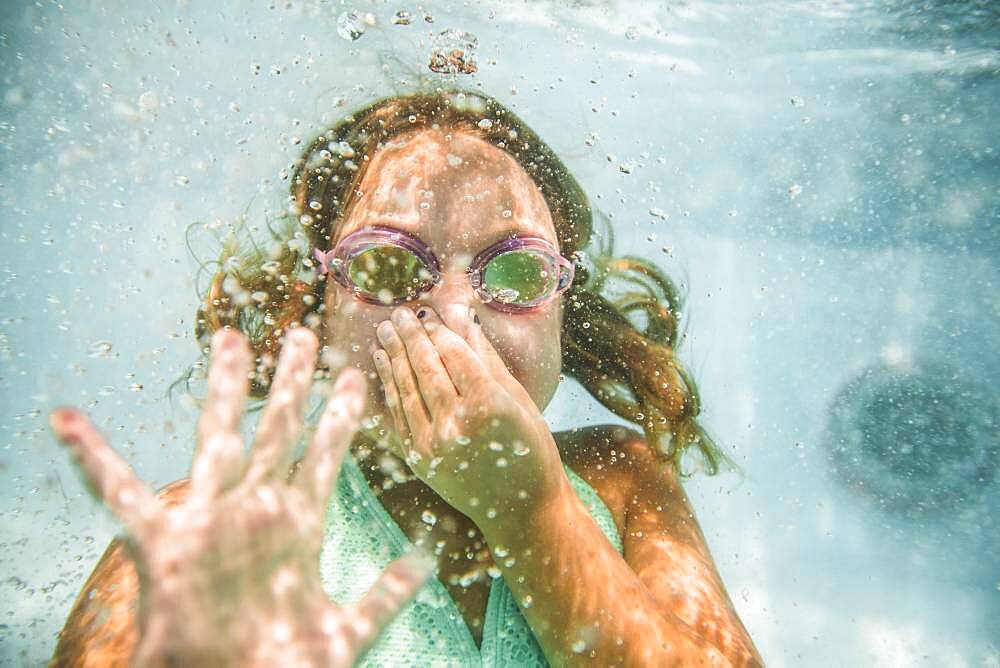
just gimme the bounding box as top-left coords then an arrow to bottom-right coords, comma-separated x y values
479,473 -> 728,667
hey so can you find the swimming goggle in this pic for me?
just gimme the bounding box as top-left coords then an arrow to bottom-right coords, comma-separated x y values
313,225 -> 575,312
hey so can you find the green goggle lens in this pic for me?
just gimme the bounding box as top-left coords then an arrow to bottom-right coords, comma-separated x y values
347,246 -> 432,305
481,250 -> 556,305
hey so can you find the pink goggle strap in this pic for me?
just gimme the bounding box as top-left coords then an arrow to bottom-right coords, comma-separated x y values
313,248 -> 334,275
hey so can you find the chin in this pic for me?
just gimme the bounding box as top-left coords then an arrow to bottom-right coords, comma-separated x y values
512,363 -> 560,412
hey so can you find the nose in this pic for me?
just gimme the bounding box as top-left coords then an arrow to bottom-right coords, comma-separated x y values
416,267 -> 478,317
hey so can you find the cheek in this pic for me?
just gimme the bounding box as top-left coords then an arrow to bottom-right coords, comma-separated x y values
485,313 -> 563,409
323,292 -> 388,371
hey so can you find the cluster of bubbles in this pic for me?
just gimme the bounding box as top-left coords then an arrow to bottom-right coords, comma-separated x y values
334,7 -> 478,75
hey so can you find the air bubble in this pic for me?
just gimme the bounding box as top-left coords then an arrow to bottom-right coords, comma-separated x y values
494,288 -> 520,303
88,341 -> 116,359
336,141 -> 356,158
429,29 -> 479,74
336,11 -> 372,41
138,90 -> 159,112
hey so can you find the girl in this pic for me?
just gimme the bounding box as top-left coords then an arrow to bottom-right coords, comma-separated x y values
50,89 -> 762,666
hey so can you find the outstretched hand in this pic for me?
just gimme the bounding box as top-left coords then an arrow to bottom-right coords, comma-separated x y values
49,328 -> 432,667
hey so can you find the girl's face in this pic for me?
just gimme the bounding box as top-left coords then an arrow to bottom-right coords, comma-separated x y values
323,127 -> 564,443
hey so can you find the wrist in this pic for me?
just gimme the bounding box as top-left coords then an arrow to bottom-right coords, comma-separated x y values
474,465 -> 573,544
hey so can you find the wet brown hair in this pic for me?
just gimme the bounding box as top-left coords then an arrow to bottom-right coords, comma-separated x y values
186,87 -> 730,476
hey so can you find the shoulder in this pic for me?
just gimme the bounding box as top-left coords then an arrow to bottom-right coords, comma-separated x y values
52,479 -> 192,666
552,425 -> 682,535
553,423 -> 675,482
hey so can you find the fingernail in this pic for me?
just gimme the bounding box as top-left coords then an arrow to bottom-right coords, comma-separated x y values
376,321 -> 394,345
49,409 -> 76,432
212,329 -> 235,352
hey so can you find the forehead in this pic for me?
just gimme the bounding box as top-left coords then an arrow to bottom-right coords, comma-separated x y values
334,128 -> 558,250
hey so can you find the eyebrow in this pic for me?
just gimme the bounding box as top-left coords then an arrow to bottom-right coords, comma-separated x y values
356,220 -> 557,254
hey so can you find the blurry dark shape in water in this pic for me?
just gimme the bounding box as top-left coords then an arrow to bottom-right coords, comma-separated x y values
393,10 -> 412,26
429,30 -> 478,75
823,360 -> 998,518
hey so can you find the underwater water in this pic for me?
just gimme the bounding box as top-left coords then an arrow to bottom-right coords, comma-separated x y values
1,0 -> 997,665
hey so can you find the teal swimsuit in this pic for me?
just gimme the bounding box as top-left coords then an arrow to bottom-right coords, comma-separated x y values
319,455 -> 623,667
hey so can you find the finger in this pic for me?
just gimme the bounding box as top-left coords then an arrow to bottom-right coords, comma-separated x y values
372,349 -> 410,441
49,408 -> 158,538
295,366 -> 365,504
375,320 -> 432,439
386,307 -> 458,416
373,349 -> 424,467
191,330 -> 251,502
245,327 -> 318,487
346,552 -> 435,653
413,306 -> 489,396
